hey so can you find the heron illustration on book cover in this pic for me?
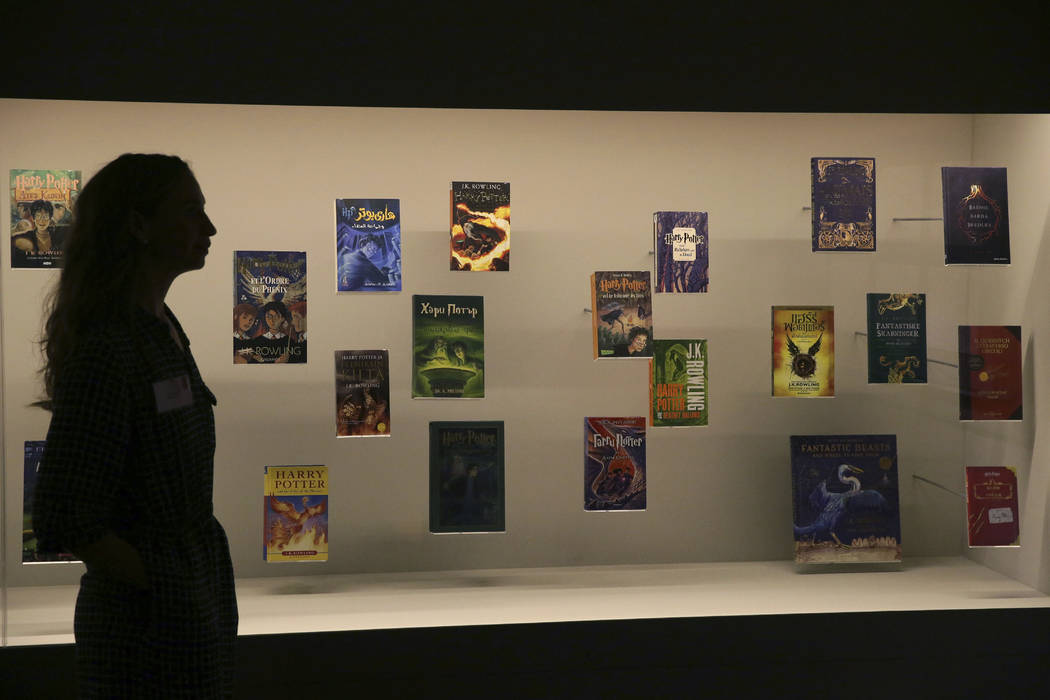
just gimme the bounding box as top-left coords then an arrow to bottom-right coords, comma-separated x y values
791,435 -> 901,564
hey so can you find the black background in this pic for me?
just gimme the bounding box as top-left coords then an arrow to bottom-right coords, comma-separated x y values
5,3 -> 1048,112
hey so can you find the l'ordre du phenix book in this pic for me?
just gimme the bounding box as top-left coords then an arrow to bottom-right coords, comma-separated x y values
264,465 -> 328,562
811,158 -> 876,251
429,421 -> 505,533
412,295 -> 485,398
335,198 -> 401,291
650,339 -> 708,427
965,466 -> 1020,547
591,271 -> 653,359
335,350 -> 390,437
866,293 -> 927,384
584,417 -> 646,511
791,435 -> 901,564
653,211 -> 709,292
942,167 -> 1010,265
450,181 -> 510,271
771,306 -> 834,397
234,251 -> 307,364
958,325 -> 1022,421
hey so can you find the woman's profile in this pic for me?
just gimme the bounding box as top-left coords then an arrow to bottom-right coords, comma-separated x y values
32,153 -> 238,698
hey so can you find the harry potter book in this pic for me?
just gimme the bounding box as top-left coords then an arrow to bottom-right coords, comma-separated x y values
591,271 -> 653,359
233,251 -> 307,364
10,168 -> 81,269
335,350 -> 390,437
958,325 -> 1022,421
264,465 -> 328,562
412,294 -> 484,398
772,306 -> 834,397
653,211 -> 709,292
811,158 -> 875,251
23,440 -> 77,563
450,181 -> 510,271
429,421 -> 505,533
791,435 -> 901,564
866,293 -> 927,384
650,339 -> 708,427
335,198 -> 401,291
584,417 -> 646,511
965,466 -> 1020,547
942,167 -> 1010,264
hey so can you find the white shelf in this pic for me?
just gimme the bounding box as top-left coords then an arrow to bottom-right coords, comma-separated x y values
8,555 -> 1049,646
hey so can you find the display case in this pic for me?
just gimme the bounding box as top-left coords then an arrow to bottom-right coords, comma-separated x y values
2,101 -> 1049,693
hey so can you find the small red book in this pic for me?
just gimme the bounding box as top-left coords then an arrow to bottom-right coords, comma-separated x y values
965,466 -> 1019,547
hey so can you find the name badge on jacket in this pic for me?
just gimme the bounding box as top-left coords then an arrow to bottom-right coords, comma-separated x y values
153,374 -> 193,413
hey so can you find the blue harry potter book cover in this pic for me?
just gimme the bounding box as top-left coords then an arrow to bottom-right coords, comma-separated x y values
335,198 -> 401,292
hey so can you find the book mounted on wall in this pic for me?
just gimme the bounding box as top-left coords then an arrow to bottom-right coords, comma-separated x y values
958,325 -> 1022,421
450,181 -> 510,271
590,271 -> 653,359
335,198 -> 402,292
653,211 -> 709,292
811,158 -> 875,252
965,466 -> 1020,547
942,167 -> 1010,265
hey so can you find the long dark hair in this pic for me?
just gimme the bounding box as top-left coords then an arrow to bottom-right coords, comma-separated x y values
37,153 -> 193,409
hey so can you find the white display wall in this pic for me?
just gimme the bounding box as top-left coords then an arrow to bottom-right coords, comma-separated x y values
2,102 -> 1047,608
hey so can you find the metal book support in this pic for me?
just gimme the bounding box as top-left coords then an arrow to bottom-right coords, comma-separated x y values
912,474 -> 963,499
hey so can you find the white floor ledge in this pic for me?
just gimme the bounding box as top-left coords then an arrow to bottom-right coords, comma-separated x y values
6,556 -> 1049,646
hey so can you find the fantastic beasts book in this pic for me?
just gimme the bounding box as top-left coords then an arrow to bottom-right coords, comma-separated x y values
335,350 -> 390,437
771,306 -> 834,397
811,158 -> 875,251
584,417 -> 647,511
958,325 -> 1022,421
866,293 -> 927,384
650,339 -> 708,427
233,251 -> 307,364
10,169 -> 81,268
412,295 -> 485,398
335,198 -> 401,291
941,167 -> 1010,265
450,181 -> 510,271
653,211 -> 709,292
965,466 -> 1020,547
23,440 -> 77,563
264,465 -> 328,562
791,435 -> 901,564
429,421 -> 505,533
591,271 -> 653,359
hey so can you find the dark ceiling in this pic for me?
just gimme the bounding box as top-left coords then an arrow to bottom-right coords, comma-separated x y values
5,4 -> 1048,112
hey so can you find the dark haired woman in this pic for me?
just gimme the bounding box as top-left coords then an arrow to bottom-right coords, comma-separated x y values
32,153 -> 237,698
